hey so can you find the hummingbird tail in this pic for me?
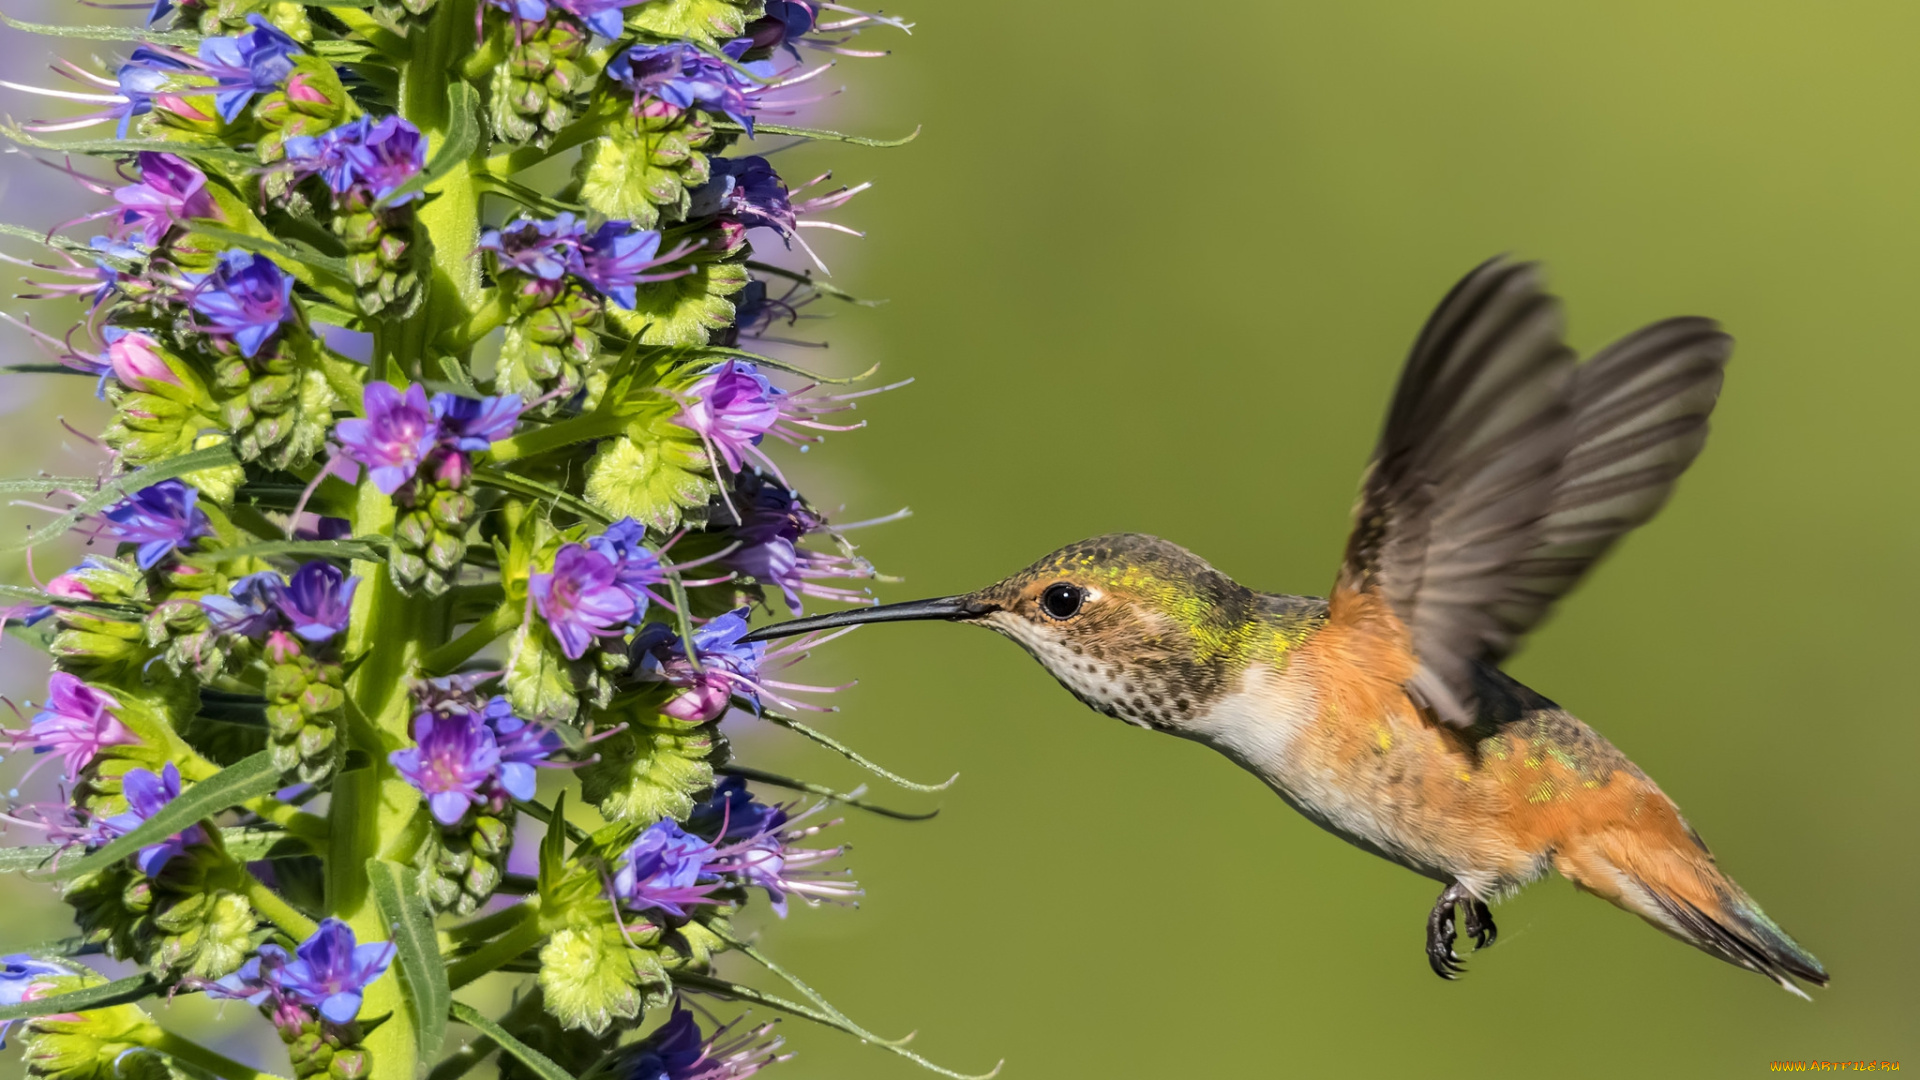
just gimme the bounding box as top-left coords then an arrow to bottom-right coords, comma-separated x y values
1558,829 -> 1828,997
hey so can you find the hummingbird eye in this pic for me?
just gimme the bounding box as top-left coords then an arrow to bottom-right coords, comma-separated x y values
1040,583 -> 1085,620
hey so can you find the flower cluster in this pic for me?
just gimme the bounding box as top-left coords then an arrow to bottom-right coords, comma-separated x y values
0,0 -> 952,1078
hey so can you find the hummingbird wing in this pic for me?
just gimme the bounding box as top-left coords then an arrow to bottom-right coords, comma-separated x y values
1334,257 -> 1730,727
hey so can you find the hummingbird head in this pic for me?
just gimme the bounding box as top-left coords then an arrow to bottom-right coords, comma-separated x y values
744,533 -> 1271,730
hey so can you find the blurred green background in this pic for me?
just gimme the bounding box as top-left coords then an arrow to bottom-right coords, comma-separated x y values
7,0 -> 1920,1076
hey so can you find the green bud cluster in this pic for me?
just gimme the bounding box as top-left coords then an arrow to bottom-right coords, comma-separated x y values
265,646 -> 347,782
208,346 -> 340,471
417,808 -> 512,915
284,1020 -> 371,1080
487,18 -> 596,146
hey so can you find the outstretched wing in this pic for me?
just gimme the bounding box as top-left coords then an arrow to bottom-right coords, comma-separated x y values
1334,257 -> 1731,727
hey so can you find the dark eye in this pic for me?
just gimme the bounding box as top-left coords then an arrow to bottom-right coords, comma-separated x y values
1041,583 -> 1085,620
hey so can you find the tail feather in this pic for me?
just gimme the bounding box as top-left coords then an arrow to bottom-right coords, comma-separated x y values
1558,827 -> 1827,997
1643,887 -> 1829,1000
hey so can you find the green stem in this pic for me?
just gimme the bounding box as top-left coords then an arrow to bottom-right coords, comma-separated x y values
444,907 -> 545,990
421,602 -> 523,674
447,899 -> 540,946
242,796 -> 332,843
152,1030 -> 294,1080
239,869 -> 318,939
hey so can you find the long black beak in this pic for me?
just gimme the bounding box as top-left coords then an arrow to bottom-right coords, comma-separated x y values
741,595 -> 997,642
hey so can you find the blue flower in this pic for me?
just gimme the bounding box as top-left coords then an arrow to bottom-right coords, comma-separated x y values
102,763 -> 207,876
188,250 -> 295,359
430,392 -> 523,452
196,15 -> 302,122
605,43 -> 760,132
691,156 -> 794,236
478,214 -> 586,282
202,570 -> 287,639
690,775 -> 788,840
610,819 -> 719,918
570,221 -> 686,310
479,697 -> 562,802
275,561 -> 358,644
101,479 -> 213,569
285,115 -> 428,205
270,918 -> 395,1025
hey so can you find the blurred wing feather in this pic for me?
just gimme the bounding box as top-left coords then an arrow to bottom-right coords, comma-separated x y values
1335,258 -> 1731,726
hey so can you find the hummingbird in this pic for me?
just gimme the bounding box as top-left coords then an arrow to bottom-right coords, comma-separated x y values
743,257 -> 1828,996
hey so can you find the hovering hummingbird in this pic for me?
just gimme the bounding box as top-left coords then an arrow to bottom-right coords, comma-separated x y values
744,257 -> 1828,995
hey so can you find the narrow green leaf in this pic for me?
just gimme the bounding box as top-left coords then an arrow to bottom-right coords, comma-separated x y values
759,709 -> 959,793
0,13 -> 201,45
368,859 -> 450,1060
469,467 -> 610,525
0,974 -> 162,1022
716,764 -> 940,821
0,127 -> 257,167
535,792 -> 568,895
0,364 -> 89,376
1,826 -> 306,874
0,475 -> 107,495
53,750 -> 281,881
182,536 -> 389,566
3,445 -> 241,555
380,83 -> 480,208
710,120 -> 922,148
190,224 -> 354,286
448,1001 -> 575,1080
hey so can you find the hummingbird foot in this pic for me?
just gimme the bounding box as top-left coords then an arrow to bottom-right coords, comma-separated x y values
1425,883 -> 1495,980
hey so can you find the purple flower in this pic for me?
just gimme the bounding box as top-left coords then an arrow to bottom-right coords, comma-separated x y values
690,776 -> 788,841
430,392 -> 523,452
584,518 -> 672,613
286,116 -> 427,205
480,697 -> 562,801
621,1006 -> 787,1080
721,472 -> 876,613
690,156 -> 794,235
188,250 -> 295,359
478,214 -> 585,283
631,610 -> 763,722
610,819 -> 719,918
112,153 -> 215,248
2,674 -> 137,784
605,43 -> 759,131
696,781 -> 859,918
202,570 -> 287,639
632,606 -> 843,721
101,479 -> 213,569
102,763 -> 207,876
336,382 -> 438,495
389,711 -> 501,826
570,222 -> 687,310
738,1 -> 817,57
275,561 -> 358,644
196,16 -> 302,122
676,362 -> 782,474
0,955 -> 70,1048
270,918 -> 395,1025
529,544 -> 638,660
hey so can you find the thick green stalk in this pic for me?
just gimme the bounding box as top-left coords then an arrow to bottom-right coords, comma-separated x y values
445,905 -> 546,990
395,0 -> 484,376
